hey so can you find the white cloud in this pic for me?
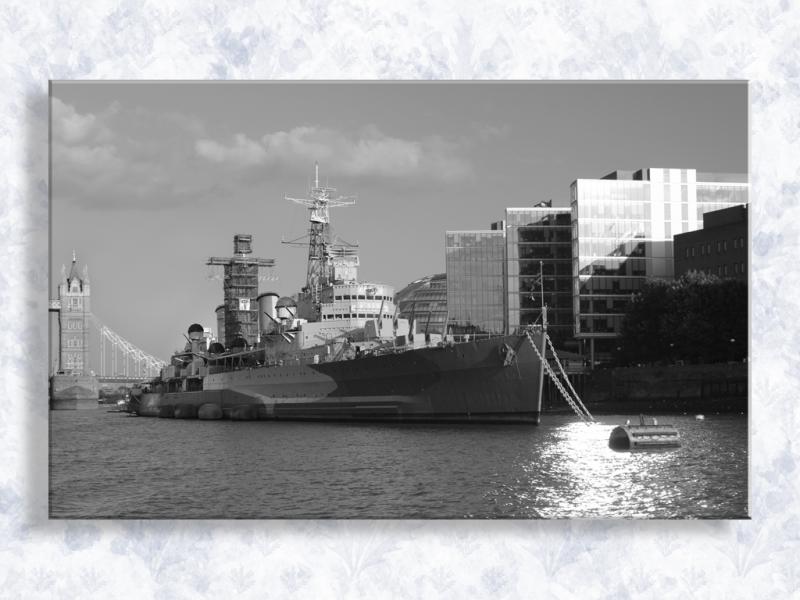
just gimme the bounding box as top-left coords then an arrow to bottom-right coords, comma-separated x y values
51,98 -> 116,145
51,98 -> 214,209
52,142 -> 124,174
51,98 -> 476,213
195,125 -> 471,182
196,133 -> 268,167
52,98 -> 97,144
51,99 -> 130,204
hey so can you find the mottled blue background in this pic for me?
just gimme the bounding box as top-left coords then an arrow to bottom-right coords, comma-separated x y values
2,0 -> 798,597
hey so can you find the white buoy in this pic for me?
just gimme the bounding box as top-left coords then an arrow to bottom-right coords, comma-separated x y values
695,414 -> 705,420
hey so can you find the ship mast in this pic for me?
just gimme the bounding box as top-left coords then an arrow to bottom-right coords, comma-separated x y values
284,163 -> 357,317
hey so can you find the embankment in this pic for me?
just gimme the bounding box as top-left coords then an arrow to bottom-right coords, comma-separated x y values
543,362 -> 747,414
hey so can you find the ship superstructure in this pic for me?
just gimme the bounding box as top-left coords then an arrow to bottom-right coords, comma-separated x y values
131,165 -> 549,424
207,234 -> 275,347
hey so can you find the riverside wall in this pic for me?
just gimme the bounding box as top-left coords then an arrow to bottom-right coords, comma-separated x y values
542,362 -> 747,414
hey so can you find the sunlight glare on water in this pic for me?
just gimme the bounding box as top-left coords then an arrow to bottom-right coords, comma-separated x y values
50,409 -> 747,519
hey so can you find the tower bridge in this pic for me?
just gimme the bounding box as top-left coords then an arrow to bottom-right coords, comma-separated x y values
49,252 -> 166,384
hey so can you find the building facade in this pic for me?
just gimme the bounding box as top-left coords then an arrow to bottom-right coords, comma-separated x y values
445,230 -> 506,334
571,168 -> 748,364
504,205 -> 573,343
395,273 -> 448,335
674,205 -> 747,281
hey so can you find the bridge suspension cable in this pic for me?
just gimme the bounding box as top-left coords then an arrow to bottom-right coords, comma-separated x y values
90,315 -> 166,378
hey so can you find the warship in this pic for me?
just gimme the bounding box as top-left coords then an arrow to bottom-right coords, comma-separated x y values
132,165 -> 547,423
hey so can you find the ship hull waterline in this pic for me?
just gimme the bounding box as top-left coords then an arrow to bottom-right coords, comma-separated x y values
136,335 -> 545,424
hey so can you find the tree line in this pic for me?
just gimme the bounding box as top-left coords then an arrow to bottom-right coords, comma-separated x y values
616,272 -> 747,366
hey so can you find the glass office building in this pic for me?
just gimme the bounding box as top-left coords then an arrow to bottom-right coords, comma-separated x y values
572,168 -> 748,363
395,273 -> 448,334
445,230 -> 506,334
505,206 -> 573,343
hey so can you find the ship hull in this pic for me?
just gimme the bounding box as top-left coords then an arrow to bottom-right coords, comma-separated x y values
137,335 -> 544,424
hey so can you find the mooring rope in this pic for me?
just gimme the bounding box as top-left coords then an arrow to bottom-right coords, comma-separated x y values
525,331 -> 594,424
545,334 -> 594,421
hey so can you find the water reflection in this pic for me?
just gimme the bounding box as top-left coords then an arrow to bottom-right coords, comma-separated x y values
50,410 -> 747,519
503,415 -> 746,519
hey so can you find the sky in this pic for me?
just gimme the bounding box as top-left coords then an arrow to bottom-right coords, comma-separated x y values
50,82 -> 747,362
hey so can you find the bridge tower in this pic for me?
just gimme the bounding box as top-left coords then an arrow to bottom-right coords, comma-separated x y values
55,251 -> 91,375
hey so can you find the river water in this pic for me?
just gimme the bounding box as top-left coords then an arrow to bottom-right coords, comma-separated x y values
49,409 -> 748,519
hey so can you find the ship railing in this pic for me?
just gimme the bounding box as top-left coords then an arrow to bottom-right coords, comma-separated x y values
446,332 -> 506,344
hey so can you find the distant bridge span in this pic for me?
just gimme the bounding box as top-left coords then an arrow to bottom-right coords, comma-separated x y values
50,299 -> 166,378
91,314 -> 166,378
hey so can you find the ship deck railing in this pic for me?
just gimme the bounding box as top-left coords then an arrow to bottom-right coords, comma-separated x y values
446,333 -> 507,343
189,331 -> 522,374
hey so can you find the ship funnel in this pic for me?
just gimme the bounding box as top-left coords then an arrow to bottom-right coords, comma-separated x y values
188,323 -> 205,341
258,292 -> 280,335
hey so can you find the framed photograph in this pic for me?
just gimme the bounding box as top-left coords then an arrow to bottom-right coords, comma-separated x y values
49,81 -> 748,519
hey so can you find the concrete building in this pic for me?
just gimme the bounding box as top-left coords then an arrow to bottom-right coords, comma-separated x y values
674,205 -> 747,281
571,168 -> 748,364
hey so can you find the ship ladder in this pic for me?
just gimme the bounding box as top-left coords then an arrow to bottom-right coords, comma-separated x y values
525,331 -> 594,425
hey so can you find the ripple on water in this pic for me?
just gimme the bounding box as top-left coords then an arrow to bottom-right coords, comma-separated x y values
49,409 -> 748,519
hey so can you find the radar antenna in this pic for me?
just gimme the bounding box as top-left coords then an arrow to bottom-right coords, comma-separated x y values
284,163 -> 359,319
284,161 -> 357,226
